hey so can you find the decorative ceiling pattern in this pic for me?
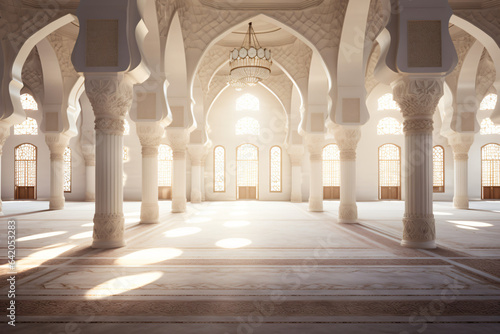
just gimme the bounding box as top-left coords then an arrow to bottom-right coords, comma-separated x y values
22,47 -> 44,100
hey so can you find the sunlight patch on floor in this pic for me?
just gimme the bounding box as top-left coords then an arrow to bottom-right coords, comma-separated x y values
85,271 -> 163,299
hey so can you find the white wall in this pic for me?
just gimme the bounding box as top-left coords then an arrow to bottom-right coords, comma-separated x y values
205,85 -> 290,201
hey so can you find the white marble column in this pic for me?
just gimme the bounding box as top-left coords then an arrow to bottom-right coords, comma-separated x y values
168,129 -> 190,213
0,124 -> 9,214
393,77 -> 444,249
45,134 -> 71,210
305,134 -> 324,212
188,145 -> 205,204
334,126 -> 361,223
85,158 -> 96,201
85,74 -> 133,248
450,134 -> 474,209
137,123 -> 163,224
81,146 -> 95,201
287,146 -> 304,203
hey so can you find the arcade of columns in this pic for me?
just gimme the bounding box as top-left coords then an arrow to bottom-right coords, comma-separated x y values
2,0 -> 493,251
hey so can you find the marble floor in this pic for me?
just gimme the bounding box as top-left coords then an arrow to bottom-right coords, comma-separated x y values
0,200 -> 499,333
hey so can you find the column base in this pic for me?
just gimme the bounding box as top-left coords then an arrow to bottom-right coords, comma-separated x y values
291,194 -> 302,203
85,192 -> 95,202
172,197 -> 187,213
400,239 -> 436,249
92,239 -> 126,249
49,197 -> 65,210
140,202 -> 160,224
191,190 -> 202,204
453,196 -> 469,209
93,213 -> 125,248
338,203 -> 358,223
308,197 -> 323,212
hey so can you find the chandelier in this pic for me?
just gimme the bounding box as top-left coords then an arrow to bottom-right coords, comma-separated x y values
229,22 -> 272,87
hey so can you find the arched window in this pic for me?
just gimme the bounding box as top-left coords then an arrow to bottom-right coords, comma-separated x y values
214,146 -> 225,192
122,146 -> 129,161
14,117 -> 38,135
379,144 -> 401,200
433,146 -> 444,193
377,93 -> 400,111
236,144 -> 258,199
270,146 -> 281,192
377,117 -> 403,135
236,93 -> 259,111
479,94 -> 497,111
64,147 -> 72,193
322,144 -> 340,199
480,118 -> 500,135
158,144 -> 173,199
481,143 -> 500,199
14,143 -> 37,199
236,117 -> 260,135
123,119 -> 130,135
20,93 -> 38,110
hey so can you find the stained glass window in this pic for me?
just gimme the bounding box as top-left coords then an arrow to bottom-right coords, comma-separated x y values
236,117 -> 260,135
123,146 -> 129,161
214,146 -> 225,192
322,144 -> 340,187
270,146 -> 281,192
158,144 -> 173,187
379,144 -> 401,187
20,93 -> 38,110
377,93 -> 400,111
123,119 -> 130,135
377,117 -> 403,135
433,145 -> 444,192
480,118 -> 500,135
236,94 -> 259,111
482,144 -> 500,187
237,144 -> 258,187
64,147 -> 71,192
14,117 -> 38,135
479,94 -> 497,111
15,143 -> 37,188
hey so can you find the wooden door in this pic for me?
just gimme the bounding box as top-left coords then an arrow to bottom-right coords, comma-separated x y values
483,186 -> 500,200
323,186 -> 340,199
158,186 -> 172,200
238,186 -> 257,200
380,186 -> 400,200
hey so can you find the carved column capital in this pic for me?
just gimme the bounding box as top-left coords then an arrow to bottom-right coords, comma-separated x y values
45,133 -> 71,159
81,145 -> 95,166
449,133 -> 474,160
85,74 -> 133,135
304,133 -> 324,159
166,127 -> 190,153
333,126 -> 361,161
392,77 -> 444,133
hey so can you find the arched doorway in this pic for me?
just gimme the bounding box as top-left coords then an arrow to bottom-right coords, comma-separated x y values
322,144 -> 340,199
237,144 -> 259,200
158,144 -> 173,200
379,144 -> 401,200
14,143 -> 37,200
482,143 -> 500,199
